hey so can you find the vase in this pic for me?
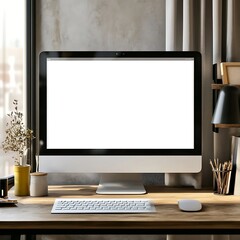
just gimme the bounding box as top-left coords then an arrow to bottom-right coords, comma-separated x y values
14,165 -> 30,196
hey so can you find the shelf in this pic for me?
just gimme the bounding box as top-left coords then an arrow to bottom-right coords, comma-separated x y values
212,83 -> 240,129
212,84 -> 240,90
214,124 -> 240,128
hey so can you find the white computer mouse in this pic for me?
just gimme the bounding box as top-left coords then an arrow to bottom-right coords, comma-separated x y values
178,199 -> 202,212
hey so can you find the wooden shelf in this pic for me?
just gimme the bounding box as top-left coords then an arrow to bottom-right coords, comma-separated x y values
214,124 -> 240,128
212,83 -> 240,129
212,84 -> 240,90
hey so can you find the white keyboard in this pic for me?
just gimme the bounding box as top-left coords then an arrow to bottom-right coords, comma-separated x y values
51,198 -> 156,214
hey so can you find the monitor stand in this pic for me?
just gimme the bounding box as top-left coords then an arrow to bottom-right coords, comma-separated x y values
96,173 -> 146,194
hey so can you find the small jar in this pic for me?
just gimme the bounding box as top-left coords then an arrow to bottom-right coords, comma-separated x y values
30,172 -> 48,197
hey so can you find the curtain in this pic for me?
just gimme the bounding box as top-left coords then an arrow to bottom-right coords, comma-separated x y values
0,0 -> 26,178
166,1 -> 240,240
165,0 -> 213,189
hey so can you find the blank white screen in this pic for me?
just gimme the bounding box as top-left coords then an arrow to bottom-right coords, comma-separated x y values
47,59 -> 194,149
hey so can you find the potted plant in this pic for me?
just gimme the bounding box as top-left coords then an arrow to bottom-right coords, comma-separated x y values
2,100 -> 34,196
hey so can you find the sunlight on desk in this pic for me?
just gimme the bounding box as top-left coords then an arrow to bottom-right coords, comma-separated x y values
1,185 -> 240,235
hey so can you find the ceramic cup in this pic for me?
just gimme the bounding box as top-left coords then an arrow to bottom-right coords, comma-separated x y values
30,172 -> 48,197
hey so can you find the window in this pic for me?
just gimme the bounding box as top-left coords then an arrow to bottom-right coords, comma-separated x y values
0,0 -> 26,177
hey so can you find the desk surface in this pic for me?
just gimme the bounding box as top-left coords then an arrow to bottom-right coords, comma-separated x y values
1,185 -> 240,234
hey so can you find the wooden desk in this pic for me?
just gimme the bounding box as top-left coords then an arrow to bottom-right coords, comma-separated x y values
1,185 -> 240,235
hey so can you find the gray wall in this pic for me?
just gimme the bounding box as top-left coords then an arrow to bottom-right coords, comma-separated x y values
36,0 -> 166,186
36,0 -> 212,187
36,0 -> 165,51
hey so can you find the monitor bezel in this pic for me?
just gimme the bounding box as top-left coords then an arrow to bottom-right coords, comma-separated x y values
39,51 -> 202,156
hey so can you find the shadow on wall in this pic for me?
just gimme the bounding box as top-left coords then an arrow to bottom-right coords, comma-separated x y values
47,173 -> 164,185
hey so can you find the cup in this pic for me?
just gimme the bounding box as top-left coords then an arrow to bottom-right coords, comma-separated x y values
213,169 -> 232,195
0,178 -> 8,198
30,172 -> 48,197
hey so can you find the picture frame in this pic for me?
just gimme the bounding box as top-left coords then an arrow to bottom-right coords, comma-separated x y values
220,62 -> 240,84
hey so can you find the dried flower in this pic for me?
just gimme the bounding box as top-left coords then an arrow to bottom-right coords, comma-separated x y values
2,100 -> 34,165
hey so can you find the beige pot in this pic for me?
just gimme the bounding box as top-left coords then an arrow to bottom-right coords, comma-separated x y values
30,172 -> 48,197
14,165 -> 30,196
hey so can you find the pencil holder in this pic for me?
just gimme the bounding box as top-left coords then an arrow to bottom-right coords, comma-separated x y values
213,169 -> 232,195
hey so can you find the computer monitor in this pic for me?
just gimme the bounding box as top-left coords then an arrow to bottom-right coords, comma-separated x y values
39,51 -> 202,194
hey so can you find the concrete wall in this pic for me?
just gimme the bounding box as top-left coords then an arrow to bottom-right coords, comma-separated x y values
36,0 -> 213,188
36,0 -> 166,186
36,0 -> 165,51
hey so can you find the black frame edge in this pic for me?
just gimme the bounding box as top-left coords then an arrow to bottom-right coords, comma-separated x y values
26,0 -> 36,172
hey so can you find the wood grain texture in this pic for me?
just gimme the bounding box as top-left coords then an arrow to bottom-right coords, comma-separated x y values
211,84 -> 240,90
1,185 -> 240,234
